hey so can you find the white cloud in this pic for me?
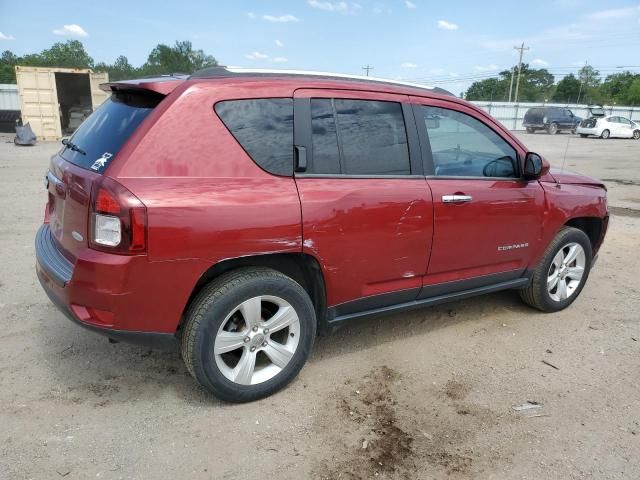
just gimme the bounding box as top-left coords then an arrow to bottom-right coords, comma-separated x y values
0,32 -> 15,40
437,20 -> 458,30
401,62 -> 418,68
245,51 -> 270,60
275,40 -> 284,47
52,24 -> 88,37
309,0 -> 347,11
247,12 -> 256,18
531,58 -> 549,66
263,14 -> 300,22
307,1 -> 361,14
588,5 -> 640,20
474,64 -> 499,72
245,52 -> 289,63
405,0 -> 417,9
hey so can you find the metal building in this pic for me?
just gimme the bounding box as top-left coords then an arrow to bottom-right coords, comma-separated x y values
15,66 -> 109,140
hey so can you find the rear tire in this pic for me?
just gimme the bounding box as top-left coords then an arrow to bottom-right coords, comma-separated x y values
181,267 -> 316,402
547,122 -> 559,135
633,130 -> 640,140
579,134 -> 588,138
600,129 -> 610,139
526,127 -> 535,134
519,227 -> 592,312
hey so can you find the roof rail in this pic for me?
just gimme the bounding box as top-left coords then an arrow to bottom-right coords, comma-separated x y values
190,66 -> 454,96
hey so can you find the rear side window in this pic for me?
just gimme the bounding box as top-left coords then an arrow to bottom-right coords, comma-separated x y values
61,91 -> 161,173
310,98 -> 410,176
215,98 -> 294,176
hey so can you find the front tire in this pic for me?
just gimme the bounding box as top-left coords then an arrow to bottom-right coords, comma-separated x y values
519,227 -> 592,312
181,268 -> 316,402
633,130 -> 640,140
601,129 -> 610,139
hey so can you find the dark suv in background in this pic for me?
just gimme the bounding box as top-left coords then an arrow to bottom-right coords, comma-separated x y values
523,106 -> 582,134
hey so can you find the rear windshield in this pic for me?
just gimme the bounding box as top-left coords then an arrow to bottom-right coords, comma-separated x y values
60,91 -> 162,173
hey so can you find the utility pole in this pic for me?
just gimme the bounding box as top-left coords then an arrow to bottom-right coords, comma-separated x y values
508,66 -> 515,102
362,64 -> 373,76
513,42 -> 529,103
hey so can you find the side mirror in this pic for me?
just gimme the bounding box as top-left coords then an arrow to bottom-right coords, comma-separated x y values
523,152 -> 549,180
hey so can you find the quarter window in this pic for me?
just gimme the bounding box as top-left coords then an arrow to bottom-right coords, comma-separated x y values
215,98 -> 294,176
420,106 -> 518,178
309,98 -> 410,175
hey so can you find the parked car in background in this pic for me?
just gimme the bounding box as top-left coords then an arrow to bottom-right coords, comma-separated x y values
523,106 -> 582,134
577,115 -> 640,139
36,67 -> 609,402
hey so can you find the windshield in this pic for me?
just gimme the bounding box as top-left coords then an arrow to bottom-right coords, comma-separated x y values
60,91 -> 162,173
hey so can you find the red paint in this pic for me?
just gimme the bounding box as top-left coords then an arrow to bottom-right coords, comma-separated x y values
37,75 -> 609,335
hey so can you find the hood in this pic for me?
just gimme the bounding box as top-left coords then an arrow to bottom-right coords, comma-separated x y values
541,168 -> 605,188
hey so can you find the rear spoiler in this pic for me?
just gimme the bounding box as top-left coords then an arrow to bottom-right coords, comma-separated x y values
99,75 -> 188,96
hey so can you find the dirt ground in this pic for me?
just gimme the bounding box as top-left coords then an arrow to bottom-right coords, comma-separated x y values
0,131 -> 638,480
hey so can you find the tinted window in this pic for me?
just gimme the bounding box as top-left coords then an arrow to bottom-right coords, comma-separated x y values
310,99 -> 341,174
310,98 -> 410,175
215,98 -> 294,176
61,92 -> 160,173
619,117 -> 632,125
421,106 -> 518,178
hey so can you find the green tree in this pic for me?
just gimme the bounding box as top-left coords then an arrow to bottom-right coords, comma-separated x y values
464,77 -> 507,101
600,72 -> 639,104
95,55 -> 136,81
141,40 -> 217,76
0,50 -> 18,83
551,74 -> 581,103
39,40 -> 94,68
625,78 -> 640,105
576,65 -> 603,104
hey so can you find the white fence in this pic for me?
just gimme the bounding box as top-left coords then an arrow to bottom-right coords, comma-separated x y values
471,101 -> 640,131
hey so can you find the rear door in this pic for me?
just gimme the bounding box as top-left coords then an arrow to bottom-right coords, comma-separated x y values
616,117 -> 635,138
411,97 -> 545,292
293,89 -> 433,312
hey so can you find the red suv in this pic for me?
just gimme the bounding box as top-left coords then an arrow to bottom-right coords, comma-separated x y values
36,67 -> 609,402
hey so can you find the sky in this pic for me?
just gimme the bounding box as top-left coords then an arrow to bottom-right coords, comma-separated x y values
1,0 -> 640,94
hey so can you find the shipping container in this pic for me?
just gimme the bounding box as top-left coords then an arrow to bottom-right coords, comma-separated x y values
14,66 -> 109,140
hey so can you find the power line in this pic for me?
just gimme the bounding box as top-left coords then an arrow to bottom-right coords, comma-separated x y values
362,64 -> 373,76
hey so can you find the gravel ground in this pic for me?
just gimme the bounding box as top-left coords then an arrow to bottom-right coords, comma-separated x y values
0,132 -> 638,480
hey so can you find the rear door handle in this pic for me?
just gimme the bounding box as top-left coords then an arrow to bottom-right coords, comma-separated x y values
442,194 -> 473,204
294,145 -> 307,173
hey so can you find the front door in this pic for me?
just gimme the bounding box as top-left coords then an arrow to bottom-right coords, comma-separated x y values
412,99 -> 545,293
293,89 -> 433,313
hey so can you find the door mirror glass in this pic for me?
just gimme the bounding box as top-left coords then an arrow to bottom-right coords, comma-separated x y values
524,152 -> 543,179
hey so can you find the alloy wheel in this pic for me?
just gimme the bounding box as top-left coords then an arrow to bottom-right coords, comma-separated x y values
214,295 -> 301,385
547,242 -> 586,302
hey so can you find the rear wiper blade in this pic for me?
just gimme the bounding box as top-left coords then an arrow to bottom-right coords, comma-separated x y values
61,138 -> 86,155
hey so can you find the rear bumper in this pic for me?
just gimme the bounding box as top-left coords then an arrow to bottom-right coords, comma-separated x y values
35,224 -> 178,350
576,126 -> 600,136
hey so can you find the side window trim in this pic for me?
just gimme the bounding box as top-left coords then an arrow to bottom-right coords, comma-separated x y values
412,101 -> 522,180
295,96 -> 420,178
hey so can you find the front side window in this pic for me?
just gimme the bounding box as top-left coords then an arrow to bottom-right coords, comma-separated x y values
215,98 -> 294,176
420,106 -> 518,178
310,98 -> 410,175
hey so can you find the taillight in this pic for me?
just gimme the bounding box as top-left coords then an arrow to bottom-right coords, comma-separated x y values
89,177 -> 147,254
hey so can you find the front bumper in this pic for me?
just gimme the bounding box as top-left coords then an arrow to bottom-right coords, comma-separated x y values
35,224 -> 177,350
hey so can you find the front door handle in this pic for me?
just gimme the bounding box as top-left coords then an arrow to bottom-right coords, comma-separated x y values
442,194 -> 473,204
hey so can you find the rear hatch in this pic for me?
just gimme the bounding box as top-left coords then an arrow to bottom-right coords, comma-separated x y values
46,89 -> 163,262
